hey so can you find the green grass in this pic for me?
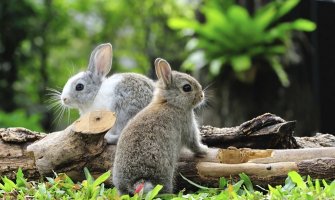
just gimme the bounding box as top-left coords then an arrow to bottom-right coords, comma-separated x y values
1,168 -> 334,199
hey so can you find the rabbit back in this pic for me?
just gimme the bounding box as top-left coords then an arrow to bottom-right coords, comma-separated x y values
112,58 -> 208,194
99,72 -> 154,144
113,104 -> 183,194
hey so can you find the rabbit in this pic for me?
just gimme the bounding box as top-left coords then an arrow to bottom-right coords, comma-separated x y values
60,43 -> 154,144
112,58 -> 208,195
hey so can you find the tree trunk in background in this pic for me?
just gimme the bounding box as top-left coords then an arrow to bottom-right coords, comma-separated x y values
196,1 -> 320,137
317,1 -> 335,134
0,1 -> 35,111
200,55 -> 319,137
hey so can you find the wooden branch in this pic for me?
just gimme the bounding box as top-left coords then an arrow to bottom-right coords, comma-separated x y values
1,112 -> 335,189
0,128 -> 44,180
177,148 -> 335,187
200,113 -> 299,149
216,147 -> 335,164
195,158 -> 335,186
26,111 -> 116,179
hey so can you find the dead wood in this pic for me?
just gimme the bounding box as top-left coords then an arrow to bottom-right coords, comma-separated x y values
26,111 -> 116,179
0,128 -> 44,180
1,112 -> 335,189
200,113 -> 299,149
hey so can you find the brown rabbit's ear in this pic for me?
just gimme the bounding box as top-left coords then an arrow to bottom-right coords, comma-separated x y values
155,58 -> 172,85
88,43 -> 113,78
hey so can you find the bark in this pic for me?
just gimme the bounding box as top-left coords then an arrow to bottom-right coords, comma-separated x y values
26,111 -> 116,178
1,112 -> 335,189
0,128 -> 44,180
200,113 -> 299,149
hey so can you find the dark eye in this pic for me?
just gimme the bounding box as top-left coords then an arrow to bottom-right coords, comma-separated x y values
182,84 -> 192,92
75,83 -> 84,91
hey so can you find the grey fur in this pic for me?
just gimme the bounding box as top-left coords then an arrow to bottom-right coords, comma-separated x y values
112,58 -> 208,194
60,43 -> 154,144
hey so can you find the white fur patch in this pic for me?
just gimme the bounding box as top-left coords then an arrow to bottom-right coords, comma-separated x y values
61,72 -> 85,105
91,74 -> 124,110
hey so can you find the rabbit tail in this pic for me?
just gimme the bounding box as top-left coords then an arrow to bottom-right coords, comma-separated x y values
133,180 -> 154,194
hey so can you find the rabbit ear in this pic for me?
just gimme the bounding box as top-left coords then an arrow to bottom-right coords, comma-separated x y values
155,58 -> 172,85
88,43 -> 113,78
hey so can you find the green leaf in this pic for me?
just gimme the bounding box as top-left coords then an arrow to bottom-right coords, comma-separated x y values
0,182 -> 5,191
84,167 -> 94,185
168,18 -> 198,30
327,181 -> 335,197
254,4 -> 276,30
267,45 -> 286,54
227,5 -> 250,24
269,57 -> 290,87
292,19 -> 316,31
315,179 -> 321,194
179,173 -> 210,190
16,168 -> 27,188
93,171 -> 111,187
288,171 -> 306,190
283,175 -> 296,192
145,185 -> 163,200
306,176 -> 314,189
181,50 -> 207,71
239,173 -> 254,192
219,177 -> 227,189
209,58 -> 225,76
276,0 -> 300,20
2,177 -> 17,191
232,180 -> 244,192
268,185 -> 282,198
231,55 -> 251,72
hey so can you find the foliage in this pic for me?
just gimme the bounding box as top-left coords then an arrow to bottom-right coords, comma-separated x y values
0,168 -> 163,200
168,0 -> 316,87
1,0 -> 188,132
268,171 -> 335,199
0,109 -> 43,131
1,169 -> 335,199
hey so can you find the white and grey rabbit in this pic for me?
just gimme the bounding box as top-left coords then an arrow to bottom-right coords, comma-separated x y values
112,58 -> 208,194
60,43 -> 154,144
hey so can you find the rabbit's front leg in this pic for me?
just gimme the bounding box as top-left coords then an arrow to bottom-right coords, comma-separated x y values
187,120 -> 208,157
104,127 -> 120,144
104,110 -> 130,144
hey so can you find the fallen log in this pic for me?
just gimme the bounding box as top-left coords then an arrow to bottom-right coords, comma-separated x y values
177,148 -> 335,188
1,112 -> 335,189
200,113 -> 299,149
0,128 -> 44,180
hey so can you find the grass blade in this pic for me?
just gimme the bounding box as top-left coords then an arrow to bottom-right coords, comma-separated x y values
179,173 -> 210,190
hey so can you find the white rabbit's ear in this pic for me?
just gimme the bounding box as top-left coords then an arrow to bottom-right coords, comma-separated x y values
155,58 -> 172,85
88,43 -> 113,78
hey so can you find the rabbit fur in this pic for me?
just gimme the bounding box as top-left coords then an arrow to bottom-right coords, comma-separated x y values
60,43 -> 154,144
112,58 -> 208,194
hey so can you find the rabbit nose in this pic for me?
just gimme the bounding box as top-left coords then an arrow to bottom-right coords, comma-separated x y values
62,97 -> 68,103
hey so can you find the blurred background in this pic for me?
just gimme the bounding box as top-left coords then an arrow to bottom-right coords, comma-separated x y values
0,0 -> 334,136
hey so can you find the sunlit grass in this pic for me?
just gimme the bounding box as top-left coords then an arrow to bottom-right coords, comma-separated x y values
1,168 -> 334,199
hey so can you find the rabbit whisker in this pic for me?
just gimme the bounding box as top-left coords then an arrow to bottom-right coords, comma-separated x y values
203,81 -> 216,93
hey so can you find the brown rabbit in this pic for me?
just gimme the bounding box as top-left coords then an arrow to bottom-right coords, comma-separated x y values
112,58 -> 208,194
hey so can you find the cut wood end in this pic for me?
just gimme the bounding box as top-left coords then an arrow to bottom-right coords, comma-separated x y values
72,111 -> 116,135
217,148 -> 273,164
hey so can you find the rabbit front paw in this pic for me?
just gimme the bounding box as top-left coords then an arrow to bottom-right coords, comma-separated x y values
104,131 -> 120,145
194,144 -> 209,157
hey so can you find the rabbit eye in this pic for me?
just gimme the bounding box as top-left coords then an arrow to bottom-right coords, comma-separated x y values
182,84 -> 192,92
75,83 -> 84,91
